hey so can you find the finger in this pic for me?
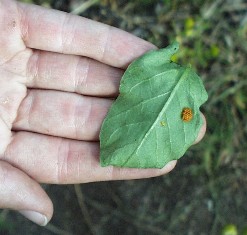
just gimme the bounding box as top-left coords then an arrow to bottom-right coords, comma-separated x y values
0,160 -> 53,226
26,50 -> 123,97
13,89 -> 112,141
3,122 -> 205,184
17,2 -> 156,68
194,113 -> 206,145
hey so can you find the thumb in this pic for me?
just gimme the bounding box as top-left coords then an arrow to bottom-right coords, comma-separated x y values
0,160 -> 53,226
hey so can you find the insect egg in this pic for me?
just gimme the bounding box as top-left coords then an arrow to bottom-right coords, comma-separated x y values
181,107 -> 193,122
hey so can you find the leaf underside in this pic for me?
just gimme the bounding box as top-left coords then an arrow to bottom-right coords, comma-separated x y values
100,42 -> 208,169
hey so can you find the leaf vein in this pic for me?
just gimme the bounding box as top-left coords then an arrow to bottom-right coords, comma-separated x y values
106,92 -> 171,121
136,68 -> 190,154
128,69 -> 177,93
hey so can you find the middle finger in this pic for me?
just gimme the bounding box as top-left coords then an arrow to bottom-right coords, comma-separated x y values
13,89 -> 112,141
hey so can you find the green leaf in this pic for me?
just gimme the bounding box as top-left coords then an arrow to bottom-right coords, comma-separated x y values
100,42 -> 208,168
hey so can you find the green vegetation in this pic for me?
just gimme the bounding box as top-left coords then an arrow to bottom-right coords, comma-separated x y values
100,42 -> 208,168
3,0 -> 246,234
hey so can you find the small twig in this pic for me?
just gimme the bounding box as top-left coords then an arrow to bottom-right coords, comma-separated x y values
71,0 -> 99,15
74,184 -> 96,235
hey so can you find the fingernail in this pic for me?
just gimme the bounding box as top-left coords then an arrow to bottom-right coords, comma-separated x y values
19,210 -> 48,226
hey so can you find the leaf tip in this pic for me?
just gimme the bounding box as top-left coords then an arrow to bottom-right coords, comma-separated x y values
170,41 -> 180,52
166,41 -> 180,61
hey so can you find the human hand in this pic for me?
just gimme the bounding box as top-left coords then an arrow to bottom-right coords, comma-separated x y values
0,0 -> 206,226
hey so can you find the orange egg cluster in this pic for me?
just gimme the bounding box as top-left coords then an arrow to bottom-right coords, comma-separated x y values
181,107 -> 193,122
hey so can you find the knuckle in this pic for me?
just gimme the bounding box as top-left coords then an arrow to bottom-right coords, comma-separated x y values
56,139 -> 69,184
74,58 -> 90,94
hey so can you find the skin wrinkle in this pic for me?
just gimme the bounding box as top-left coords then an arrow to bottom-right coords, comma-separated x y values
113,166 -> 134,179
0,112 -> 11,130
84,98 -> 93,138
73,96 -> 82,140
45,54 -> 54,83
0,161 -> 9,189
0,47 -> 24,67
26,50 -> 39,86
59,13 -> 72,55
74,57 -> 90,94
16,89 -> 32,131
25,90 -> 34,131
110,167 -> 123,181
73,56 -> 82,93
12,83 -> 28,123
75,145 -> 81,182
104,165 -> 114,181
67,141 -> 94,183
88,147 -> 102,182
17,2 -> 31,46
0,78 -> 27,132
69,95 -> 86,140
1,49 -> 31,78
100,25 -> 111,63
56,138 -> 69,184
39,52 -> 50,86
87,144 -> 99,182
71,142 -> 93,183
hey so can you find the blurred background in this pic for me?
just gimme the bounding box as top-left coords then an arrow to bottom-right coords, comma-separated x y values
1,0 -> 247,234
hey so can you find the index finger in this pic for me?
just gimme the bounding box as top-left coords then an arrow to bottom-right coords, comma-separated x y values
17,2 -> 156,68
